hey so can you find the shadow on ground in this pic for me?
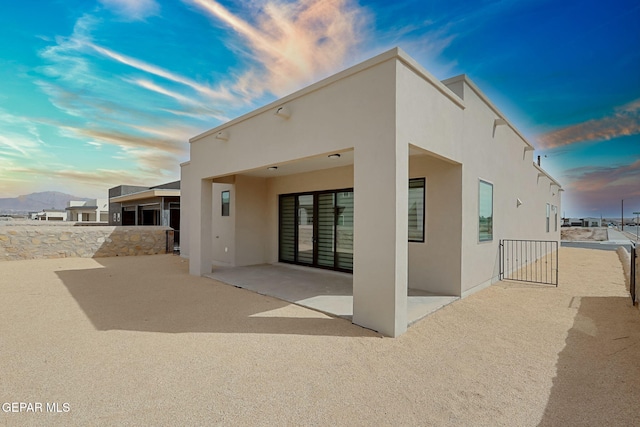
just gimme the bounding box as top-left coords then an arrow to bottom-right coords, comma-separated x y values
55,255 -> 379,338
538,296 -> 640,426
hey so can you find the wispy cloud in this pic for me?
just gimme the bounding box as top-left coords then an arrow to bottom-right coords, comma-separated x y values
537,98 -> 640,149
5,165 -> 159,188
188,0 -> 369,96
0,110 -> 47,159
89,43 -> 234,102
99,0 -> 160,21
562,159 -> 640,214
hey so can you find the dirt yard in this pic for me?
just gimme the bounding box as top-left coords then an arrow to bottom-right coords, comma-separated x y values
561,226 -> 608,241
1,248 -> 638,426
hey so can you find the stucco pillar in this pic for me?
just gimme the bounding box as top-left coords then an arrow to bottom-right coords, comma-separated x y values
189,178 -> 213,275
352,141 -> 408,337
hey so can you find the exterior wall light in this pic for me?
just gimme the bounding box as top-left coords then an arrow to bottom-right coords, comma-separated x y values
274,106 -> 290,119
328,153 -> 341,159
267,166 -> 278,171
215,131 -> 229,141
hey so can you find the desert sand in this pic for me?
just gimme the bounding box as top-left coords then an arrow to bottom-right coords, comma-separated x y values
1,247 -> 639,426
560,227 -> 608,241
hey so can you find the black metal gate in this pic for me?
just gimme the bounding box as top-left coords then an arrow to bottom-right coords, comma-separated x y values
631,242 -> 637,306
500,240 -> 558,286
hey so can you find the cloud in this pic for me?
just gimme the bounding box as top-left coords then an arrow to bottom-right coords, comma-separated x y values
5,166 -> 159,189
537,98 -> 640,149
188,0 -> 370,96
89,43 -> 234,102
562,159 -> 640,215
98,0 -> 160,21
0,110 -> 47,159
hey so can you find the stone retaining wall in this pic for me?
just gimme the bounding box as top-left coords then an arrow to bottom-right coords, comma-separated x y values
0,226 -> 173,261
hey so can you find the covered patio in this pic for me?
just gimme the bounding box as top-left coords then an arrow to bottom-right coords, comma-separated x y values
206,263 -> 458,326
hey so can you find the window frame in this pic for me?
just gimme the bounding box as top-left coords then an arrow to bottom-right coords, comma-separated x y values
546,203 -> 550,233
408,177 -> 426,243
478,179 -> 494,243
221,190 -> 230,217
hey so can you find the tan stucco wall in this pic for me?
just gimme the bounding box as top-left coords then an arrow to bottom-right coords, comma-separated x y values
234,175 -> 268,266
444,79 -> 562,295
179,162 -> 191,258
211,182 -> 234,265
408,155 -> 462,296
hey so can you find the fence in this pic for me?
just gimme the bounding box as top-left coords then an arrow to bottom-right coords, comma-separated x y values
631,242 -> 637,306
1,225 -> 173,261
500,239 -> 558,286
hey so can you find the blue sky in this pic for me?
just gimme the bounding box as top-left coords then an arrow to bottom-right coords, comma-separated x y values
1,0 -> 639,217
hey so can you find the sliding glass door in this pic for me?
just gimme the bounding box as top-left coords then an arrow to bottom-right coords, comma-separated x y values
279,189 -> 353,272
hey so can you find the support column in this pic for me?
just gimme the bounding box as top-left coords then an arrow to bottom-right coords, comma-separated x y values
189,178 -> 213,276
352,141 -> 408,337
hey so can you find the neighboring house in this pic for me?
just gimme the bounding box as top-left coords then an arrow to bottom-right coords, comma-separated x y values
181,48 -> 562,337
108,181 -> 181,245
35,210 -> 67,221
581,217 -> 602,227
567,217 -> 601,227
66,199 -> 109,222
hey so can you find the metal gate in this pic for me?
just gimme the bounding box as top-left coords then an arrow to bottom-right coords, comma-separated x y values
500,240 -> 558,286
631,242 -> 637,306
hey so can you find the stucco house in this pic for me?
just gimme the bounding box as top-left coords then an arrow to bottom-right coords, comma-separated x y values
66,199 -> 109,223
180,48 -> 561,337
35,209 -> 67,221
108,181 -> 181,246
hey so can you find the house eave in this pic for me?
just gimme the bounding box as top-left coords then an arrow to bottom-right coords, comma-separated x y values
189,47 -> 465,144
109,189 -> 180,203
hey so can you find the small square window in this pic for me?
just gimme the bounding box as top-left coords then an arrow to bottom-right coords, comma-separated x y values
221,191 -> 230,216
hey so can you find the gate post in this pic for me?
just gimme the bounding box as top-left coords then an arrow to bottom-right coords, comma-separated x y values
499,240 -> 504,280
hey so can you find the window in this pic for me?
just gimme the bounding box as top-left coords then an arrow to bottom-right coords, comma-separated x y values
221,191 -> 230,216
553,205 -> 558,232
546,203 -> 550,232
479,180 -> 493,242
408,178 -> 425,242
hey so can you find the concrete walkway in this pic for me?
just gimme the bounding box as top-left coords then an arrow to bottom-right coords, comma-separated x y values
207,263 -> 458,325
608,227 -> 634,244
1,249 -> 638,426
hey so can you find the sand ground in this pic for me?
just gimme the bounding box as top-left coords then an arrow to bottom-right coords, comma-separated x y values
560,227 -> 608,241
1,248 -> 639,426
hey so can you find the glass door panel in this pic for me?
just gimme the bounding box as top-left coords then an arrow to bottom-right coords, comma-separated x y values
336,191 -> 353,271
317,192 -> 335,268
297,194 -> 314,265
279,195 -> 296,263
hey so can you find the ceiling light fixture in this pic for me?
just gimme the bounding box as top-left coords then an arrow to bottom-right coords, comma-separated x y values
328,153 -> 341,159
267,166 -> 278,171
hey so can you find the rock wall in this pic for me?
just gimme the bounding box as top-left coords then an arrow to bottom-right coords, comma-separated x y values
0,226 -> 174,261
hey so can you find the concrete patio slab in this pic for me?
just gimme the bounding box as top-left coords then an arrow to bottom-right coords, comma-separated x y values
207,263 -> 458,325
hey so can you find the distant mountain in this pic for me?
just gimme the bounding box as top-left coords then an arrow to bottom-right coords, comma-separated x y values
0,191 -> 92,213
